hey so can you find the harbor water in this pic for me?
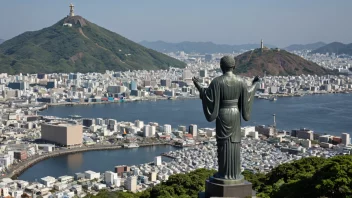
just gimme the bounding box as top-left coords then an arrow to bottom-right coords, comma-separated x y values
40,94 -> 352,134
19,93 -> 352,181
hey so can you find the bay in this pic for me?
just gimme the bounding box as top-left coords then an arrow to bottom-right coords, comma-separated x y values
18,145 -> 179,181
19,94 -> 352,181
40,94 -> 352,134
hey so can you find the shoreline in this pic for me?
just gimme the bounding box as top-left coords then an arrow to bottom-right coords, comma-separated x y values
41,91 -> 352,108
4,143 -> 170,180
46,96 -> 198,107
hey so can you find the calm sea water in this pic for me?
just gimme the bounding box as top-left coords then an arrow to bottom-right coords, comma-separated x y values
41,94 -> 352,134
20,94 -> 352,181
18,145 -> 179,181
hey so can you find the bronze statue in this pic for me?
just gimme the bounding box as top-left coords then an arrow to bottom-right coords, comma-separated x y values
193,56 -> 259,181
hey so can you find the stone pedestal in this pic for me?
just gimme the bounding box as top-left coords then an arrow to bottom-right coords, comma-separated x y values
199,177 -> 254,198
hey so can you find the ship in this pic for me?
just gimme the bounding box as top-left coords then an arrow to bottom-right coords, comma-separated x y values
69,115 -> 82,119
123,143 -> 140,148
270,97 -> 277,101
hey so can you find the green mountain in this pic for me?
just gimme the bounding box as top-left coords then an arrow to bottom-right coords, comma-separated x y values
234,48 -> 334,76
0,16 -> 186,74
310,42 -> 352,56
284,42 -> 326,51
139,40 -> 277,54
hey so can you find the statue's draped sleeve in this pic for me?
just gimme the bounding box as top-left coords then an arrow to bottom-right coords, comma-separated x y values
199,80 -> 220,122
240,81 -> 258,121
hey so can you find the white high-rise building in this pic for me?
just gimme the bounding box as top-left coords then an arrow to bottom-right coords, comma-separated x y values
144,125 -> 156,137
149,172 -> 157,182
154,156 -> 162,166
150,125 -> 156,137
143,125 -> 150,137
342,133 -> 350,146
182,69 -> 192,80
125,176 -> 137,193
105,171 -> 118,186
164,124 -> 172,134
135,120 -> 144,129
115,177 -> 121,187
189,124 -> 197,137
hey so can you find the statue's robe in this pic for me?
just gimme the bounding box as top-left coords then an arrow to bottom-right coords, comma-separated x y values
200,73 -> 257,180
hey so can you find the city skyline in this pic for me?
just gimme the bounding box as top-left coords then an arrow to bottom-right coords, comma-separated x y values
0,0 -> 351,47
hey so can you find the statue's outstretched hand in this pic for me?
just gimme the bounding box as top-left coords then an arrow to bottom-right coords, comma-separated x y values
192,77 -> 202,91
252,76 -> 260,84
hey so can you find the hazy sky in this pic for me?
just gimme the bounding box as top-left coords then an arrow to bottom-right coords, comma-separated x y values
0,0 -> 351,47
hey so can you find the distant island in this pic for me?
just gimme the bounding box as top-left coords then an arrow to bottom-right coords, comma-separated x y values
139,40 -> 277,54
310,42 -> 352,56
284,42 -> 326,51
235,46 -> 333,77
0,5 -> 185,74
0,39 -> 4,44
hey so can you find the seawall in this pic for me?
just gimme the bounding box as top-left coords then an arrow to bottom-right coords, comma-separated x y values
6,143 -> 169,180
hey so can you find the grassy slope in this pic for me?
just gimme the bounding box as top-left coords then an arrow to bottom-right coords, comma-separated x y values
0,17 -> 185,74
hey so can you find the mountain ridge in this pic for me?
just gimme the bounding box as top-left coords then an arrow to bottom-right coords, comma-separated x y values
0,16 -> 186,74
139,40 -> 277,54
310,42 -> 352,55
284,42 -> 326,51
0,39 -> 4,44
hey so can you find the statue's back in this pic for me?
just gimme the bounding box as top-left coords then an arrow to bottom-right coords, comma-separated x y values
217,74 -> 243,101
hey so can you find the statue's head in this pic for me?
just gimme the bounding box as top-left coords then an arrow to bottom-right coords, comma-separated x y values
220,56 -> 235,74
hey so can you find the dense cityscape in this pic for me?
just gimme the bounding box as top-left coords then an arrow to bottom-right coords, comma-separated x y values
0,47 -> 350,197
0,2 -> 352,198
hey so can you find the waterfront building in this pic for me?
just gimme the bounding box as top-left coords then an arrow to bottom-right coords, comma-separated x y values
130,80 -> 137,91
125,176 -> 137,193
154,156 -> 162,166
241,126 -> 256,137
82,119 -> 95,127
105,171 -> 118,186
256,125 -> 275,137
41,123 -> 83,147
160,79 -> 171,87
178,125 -> 186,133
342,133 -> 350,146
115,165 -> 130,177
249,131 -> 259,139
293,128 -> 314,140
319,135 -> 330,143
84,170 -> 100,180
189,124 -> 197,137
164,124 -> 172,134
135,120 -> 144,129
41,176 -> 56,187
143,125 -> 151,137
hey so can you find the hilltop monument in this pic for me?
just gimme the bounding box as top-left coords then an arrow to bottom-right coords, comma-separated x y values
194,56 -> 259,198
69,3 -> 75,17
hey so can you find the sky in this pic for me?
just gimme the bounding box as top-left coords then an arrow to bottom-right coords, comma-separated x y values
0,0 -> 351,47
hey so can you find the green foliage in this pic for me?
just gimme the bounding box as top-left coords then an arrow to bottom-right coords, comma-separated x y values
87,156 -> 352,198
245,155 -> 352,198
0,17 -> 185,74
